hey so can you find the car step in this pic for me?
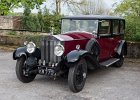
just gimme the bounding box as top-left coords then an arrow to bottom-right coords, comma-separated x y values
100,58 -> 120,67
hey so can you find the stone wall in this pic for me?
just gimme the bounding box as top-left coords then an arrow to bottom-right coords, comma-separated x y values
127,42 -> 140,58
0,16 -> 22,30
12,16 -> 22,30
0,16 -> 13,29
0,35 -> 23,46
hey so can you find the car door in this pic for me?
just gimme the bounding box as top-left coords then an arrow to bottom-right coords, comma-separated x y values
110,20 -> 125,57
97,20 -> 112,61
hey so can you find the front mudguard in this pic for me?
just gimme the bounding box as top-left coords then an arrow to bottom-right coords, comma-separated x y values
66,50 -> 88,63
13,47 -> 41,60
13,47 -> 27,60
65,50 -> 99,69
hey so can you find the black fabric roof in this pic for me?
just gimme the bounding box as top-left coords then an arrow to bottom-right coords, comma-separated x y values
62,15 -> 124,20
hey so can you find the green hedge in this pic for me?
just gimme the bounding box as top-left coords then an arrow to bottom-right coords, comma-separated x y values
125,17 -> 140,42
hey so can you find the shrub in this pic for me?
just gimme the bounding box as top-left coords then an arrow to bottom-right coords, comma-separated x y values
129,34 -> 140,42
125,16 -> 140,42
23,35 -> 43,47
7,31 -> 17,36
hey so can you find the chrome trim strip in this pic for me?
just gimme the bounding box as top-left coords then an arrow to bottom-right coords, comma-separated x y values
63,31 -> 92,34
54,41 -> 57,63
45,40 -> 48,63
50,40 -> 54,63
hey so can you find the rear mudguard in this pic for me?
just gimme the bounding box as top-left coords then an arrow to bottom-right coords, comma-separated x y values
116,40 -> 127,56
13,47 -> 41,60
65,50 -> 99,69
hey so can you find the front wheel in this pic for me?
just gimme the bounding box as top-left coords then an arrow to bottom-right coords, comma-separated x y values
16,57 -> 36,83
68,59 -> 87,93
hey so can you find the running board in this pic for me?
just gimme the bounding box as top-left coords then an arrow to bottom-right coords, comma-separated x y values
100,58 -> 120,67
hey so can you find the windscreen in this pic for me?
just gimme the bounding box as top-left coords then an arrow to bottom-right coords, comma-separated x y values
61,19 -> 98,34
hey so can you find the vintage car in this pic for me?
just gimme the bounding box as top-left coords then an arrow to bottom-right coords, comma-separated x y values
13,15 -> 127,93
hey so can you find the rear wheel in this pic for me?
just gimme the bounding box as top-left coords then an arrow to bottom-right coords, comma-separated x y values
68,59 -> 87,93
16,57 -> 36,83
114,56 -> 124,67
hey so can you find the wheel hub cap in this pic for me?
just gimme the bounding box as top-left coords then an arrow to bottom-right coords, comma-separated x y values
83,73 -> 86,79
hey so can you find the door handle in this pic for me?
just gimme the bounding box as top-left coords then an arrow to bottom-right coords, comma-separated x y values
110,38 -> 114,40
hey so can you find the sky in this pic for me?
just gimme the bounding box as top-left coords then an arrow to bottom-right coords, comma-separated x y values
13,0 -> 120,15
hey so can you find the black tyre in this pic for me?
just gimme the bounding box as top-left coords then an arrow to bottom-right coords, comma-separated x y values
114,48 -> 125,68
16,57 -> 36,83
114,56 -> 124,67
68,59 -> 87,93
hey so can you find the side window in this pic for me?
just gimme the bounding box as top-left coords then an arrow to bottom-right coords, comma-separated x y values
99,20 -> 111,35
113,20 -> 119,34
120,20 -> 125,34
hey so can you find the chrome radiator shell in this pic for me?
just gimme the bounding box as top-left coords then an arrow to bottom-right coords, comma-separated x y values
41,36 -> 62,64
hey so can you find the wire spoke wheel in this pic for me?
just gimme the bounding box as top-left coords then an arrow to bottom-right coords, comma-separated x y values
68,59 -> 87,93
75,65 -> 86,86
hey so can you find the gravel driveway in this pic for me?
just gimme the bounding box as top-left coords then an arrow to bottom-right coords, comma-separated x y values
0,52 -> 140,100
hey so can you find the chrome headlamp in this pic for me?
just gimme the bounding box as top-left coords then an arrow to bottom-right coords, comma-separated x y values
54,43 -> 64,56
26,42 -> 36,53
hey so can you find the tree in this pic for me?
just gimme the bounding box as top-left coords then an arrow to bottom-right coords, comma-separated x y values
38,9 -> 44,31
43,7 -> 63,34
0,0 -> 18,15
22,7 -> 41,32
114,0 -> 140,17
55,0 -> 61,14
0,0 -> 45,15
47,0 -> 84,14
69,0 -> 110,15
114,0 -> 140,41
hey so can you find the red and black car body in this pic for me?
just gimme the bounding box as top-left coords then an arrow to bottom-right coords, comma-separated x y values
13,15 -> 127,93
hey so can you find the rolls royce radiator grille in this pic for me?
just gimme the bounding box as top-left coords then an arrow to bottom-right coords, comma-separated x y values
41,38 -> 61,64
